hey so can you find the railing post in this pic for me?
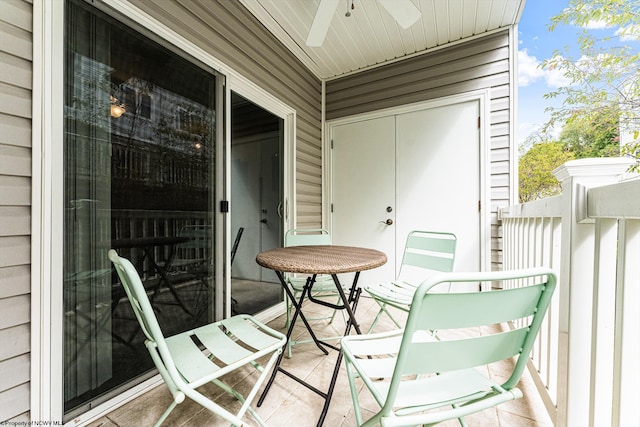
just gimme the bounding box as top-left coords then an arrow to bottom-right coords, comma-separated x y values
552,158 -> 634,427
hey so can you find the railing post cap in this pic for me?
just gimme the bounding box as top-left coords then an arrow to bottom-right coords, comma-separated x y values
552,157 -> 635,182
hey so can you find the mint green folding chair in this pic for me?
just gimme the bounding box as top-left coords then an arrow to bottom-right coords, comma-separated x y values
342,267 -> 557,427
283,228 -> 347,356
365,230 -> 456,332
109,250 -> 286,427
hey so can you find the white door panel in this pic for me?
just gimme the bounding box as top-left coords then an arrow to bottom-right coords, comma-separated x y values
331,116 -> 397,283
331,100 -> 481,290
396,101 -> 480,275
231,143 -> 261,281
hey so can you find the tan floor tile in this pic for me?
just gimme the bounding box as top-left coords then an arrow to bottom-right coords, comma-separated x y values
90,296 -> 554,427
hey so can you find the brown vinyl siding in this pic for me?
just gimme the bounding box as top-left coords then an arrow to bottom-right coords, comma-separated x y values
0,0 -> 33,421
127,0 -> 323,227
325,31 -> 513,270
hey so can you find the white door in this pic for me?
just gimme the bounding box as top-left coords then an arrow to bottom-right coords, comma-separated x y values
331,116 -> 397,282
396,101 -> 480,274
331,100 -> 481,285
258,135 -> 281,282
231,141 -> 261,281
231,136 -> 280,283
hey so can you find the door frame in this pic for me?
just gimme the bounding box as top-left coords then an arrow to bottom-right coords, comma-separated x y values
226,82 -> 295,319
32,0 -> 297,423
323,90 -> 491,276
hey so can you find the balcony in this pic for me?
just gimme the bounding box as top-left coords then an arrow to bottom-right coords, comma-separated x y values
86,294 -> 553,427
500,158 -> 640,427
87,158 -> 638,427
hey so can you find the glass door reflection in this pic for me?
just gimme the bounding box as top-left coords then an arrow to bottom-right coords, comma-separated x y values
63,0 -> 220,417
230,93 -> 284,315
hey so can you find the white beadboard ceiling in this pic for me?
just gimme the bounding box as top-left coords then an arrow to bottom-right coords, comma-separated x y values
240,0 -> 526,80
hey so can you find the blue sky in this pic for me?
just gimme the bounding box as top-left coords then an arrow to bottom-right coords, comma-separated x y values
517,1 -> 640,148
517,1 -> 573,146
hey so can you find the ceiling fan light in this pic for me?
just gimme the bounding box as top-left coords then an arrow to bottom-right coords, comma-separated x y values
377,0 -> 421,29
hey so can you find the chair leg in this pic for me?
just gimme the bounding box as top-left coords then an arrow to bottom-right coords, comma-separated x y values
154,400 -> 178,427
345,359 -> 365,426
367,300 -> 403,333
451,402 -> 468,427
210,378 -> 269,427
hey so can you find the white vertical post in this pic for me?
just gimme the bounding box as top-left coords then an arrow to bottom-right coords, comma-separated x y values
552,158 -> 634,427
615,219 -> 640,426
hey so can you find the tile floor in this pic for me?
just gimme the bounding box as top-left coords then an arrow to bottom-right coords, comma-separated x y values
88,294 -> 555,427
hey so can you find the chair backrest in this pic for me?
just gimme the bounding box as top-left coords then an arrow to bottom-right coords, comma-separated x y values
108,249 -> 165,348
384,267 -> 557,412
177,224 -> 212,251
397,230 -> 456,285
231,227 -> 244,265
285,228 -> 331,247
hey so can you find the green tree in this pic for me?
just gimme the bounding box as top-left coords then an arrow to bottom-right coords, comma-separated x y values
542,0 -> 640,170
519,142 -> 575,202
559,113 -> 620,158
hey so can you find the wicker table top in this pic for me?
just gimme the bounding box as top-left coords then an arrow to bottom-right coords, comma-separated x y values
256,245 -> 387,275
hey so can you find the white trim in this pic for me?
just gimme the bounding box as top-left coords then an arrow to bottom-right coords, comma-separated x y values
31,0 -> 45,420
226,76 -> 296,233
34,0 -> 298,421
320,79 -> 327,227
63,377 -> 164,426
324,90 -> 492,275
286,111 -> 297,228
325,91 -> 489,126
510,25 -> 519,205
221,77 -> 232,320
478,90 -> 492,280
31,0 -> 65,421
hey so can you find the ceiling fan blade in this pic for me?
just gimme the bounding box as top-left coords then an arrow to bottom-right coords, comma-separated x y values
377,0 -> 421,29
306,0 -> 339,47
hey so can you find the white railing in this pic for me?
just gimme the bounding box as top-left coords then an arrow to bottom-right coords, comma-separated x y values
111,209 -> 208,279
499,158 -> 640,427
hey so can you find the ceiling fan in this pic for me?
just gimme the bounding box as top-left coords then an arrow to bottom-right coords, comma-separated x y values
306,0 -> 422,46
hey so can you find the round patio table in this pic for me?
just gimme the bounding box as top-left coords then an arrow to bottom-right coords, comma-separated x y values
256,244 -> 387,427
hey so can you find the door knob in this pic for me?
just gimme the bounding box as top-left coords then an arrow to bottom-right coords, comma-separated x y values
379,219 -> 393,225
260,218 -> 268,224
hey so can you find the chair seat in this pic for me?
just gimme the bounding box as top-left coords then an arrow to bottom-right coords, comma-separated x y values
166,315 -> 284,386
344,330 -> 515,413
362,363 -> 500,410
364,230 -> 457,333
109,249 -> 286,427
288,275 -> 345,292
365,280 -> 416,306
341,268 -> 557,427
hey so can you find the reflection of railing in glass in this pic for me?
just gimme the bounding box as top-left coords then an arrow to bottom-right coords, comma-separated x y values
111,141 -> 208,188
63,0 -> 219,417
110,209 -> 208,279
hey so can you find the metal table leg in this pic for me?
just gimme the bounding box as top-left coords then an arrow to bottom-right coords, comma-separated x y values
258,270 -> 365,426
257,272 -> 330,407
316,273 -> 363,427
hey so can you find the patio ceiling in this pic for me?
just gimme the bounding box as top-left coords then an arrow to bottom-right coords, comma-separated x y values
239,0 -> 526,80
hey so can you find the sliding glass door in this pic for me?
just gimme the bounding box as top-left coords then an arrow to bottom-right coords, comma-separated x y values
63,0 -> 221,418
230,93 -> 284,315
